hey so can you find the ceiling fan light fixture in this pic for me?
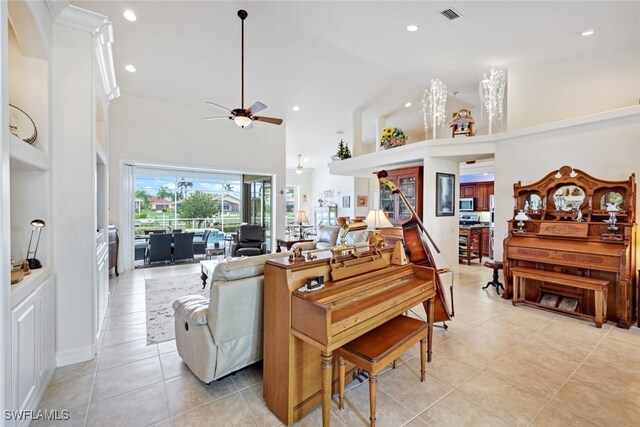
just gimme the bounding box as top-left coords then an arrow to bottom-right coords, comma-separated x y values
234,116 -> 252,128
295,154 -> 303,174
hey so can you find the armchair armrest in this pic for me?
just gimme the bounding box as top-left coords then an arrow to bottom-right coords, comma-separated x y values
292,241 -> 317,251
260,242 -> 267,254
173,295 -> 210,326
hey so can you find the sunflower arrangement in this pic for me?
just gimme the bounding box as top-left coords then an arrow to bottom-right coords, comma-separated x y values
379,127 -> 407,149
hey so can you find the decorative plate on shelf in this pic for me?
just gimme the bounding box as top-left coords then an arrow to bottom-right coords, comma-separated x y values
8,104 -> 38,144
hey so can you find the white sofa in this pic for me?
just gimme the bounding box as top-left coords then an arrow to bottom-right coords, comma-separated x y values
172,252 -> 288,383
293,224 -> 369,251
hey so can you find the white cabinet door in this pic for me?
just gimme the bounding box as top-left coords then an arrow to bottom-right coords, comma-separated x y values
12,291 -> 39,412
38,277 -> 55,384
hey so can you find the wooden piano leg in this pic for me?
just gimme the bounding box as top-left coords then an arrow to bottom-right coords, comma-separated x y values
594,290 -> 603,328
321,351 -> 333,427
512,276 -> 520,305
426,297 -> 434,362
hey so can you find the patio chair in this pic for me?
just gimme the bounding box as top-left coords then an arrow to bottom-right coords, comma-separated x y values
193,230 -> 211,258
173,232 -> 195,263
231,225 -> 267,257
147,233 -> 173,265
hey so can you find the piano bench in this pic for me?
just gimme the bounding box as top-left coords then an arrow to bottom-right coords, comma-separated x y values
510,266 -> 609,328
337,315 -> 428,426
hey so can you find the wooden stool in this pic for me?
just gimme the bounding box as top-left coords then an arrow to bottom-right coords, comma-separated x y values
338,315 -> 428,426
483,260 -> 504,294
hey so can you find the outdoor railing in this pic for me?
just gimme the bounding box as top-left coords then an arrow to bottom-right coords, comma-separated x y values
134,216 -> 271,235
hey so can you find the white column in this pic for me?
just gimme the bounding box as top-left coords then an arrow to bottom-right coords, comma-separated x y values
352,109 -> 362,156
375,116 -> 386,152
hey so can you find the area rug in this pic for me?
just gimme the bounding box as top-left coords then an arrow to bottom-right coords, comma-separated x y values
145,274 -> 208,345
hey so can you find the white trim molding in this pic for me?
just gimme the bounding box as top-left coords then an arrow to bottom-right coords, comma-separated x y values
55,344 -> 95,368
53,4 -> 120,101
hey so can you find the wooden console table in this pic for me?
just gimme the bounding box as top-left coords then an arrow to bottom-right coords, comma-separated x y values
263,249 -> 435,426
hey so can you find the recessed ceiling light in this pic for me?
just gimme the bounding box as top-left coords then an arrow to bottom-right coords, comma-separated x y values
580,27 -> 598,36
125,64 -> 136,73
123,10 -> 137,22
406,25 -> 418,32
303,157 -> 309,162
292,106 -> 300,112
404,102 -> 412,108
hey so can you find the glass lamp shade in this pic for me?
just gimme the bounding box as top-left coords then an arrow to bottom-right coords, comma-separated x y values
233,115 -> 252,128
295,165 -> 303,174
514,210 -> 529,232
364,210 -> 393,229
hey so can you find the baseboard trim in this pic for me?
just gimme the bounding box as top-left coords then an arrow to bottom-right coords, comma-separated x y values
55,344 -> 95,367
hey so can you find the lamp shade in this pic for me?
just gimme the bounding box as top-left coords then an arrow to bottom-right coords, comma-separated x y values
30,219 -> 46,227
514,210 -> 529,221
295,210 -> 309,223
364,210 -> 393,229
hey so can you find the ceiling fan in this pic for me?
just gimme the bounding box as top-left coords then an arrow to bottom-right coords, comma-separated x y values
205,10 -> 283,129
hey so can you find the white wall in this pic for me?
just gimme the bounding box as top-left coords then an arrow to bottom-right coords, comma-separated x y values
108,94 -> 286,248
422,155 -> 460,274
508,48 -> 640,130
310,165 -> 356,219
494,110 -> 640,262
286,169 -> 313,220
51,23 -> 95,364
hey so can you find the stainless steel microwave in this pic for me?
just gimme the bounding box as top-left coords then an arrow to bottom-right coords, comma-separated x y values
460,197 -> 474,212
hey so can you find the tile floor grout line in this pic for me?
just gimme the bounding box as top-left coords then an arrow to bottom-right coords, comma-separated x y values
235,386 -> 262,427
525,325 -> 613,427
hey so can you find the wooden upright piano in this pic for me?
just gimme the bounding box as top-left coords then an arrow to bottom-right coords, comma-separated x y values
503,166 -> 637,328
263,247 -> 435,426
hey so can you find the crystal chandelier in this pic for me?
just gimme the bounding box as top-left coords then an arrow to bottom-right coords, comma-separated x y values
479,68 -> 506,135
421,79 -> 448,139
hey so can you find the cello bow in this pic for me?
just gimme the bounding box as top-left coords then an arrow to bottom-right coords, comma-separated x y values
377,170 -> 453,323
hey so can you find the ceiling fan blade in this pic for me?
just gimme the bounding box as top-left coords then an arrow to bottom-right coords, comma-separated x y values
253,116 -> 283,125
204,116 -> 232,121
247,101 -> 267,114
206,101 -> 233,113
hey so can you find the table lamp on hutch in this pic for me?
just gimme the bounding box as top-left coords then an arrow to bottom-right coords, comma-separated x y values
514,210 -> 529,233
295,210 -> 308,239
25,219 -> 45,269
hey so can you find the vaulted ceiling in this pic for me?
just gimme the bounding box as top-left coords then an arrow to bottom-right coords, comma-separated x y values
73,1 -> 640,170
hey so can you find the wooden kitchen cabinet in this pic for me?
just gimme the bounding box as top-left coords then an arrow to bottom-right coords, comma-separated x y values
475,182 -> 494,211
459,182 -> 494,211
379,166 -> 423,226
460,184 -> 476,198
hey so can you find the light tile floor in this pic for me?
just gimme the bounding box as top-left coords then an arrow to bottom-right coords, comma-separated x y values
34,262 -> 640,426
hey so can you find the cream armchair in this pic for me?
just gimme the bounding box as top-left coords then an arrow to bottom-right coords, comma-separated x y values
172,252 -> 287,383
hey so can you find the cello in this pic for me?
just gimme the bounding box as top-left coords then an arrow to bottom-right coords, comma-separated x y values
377,170 -> 454,325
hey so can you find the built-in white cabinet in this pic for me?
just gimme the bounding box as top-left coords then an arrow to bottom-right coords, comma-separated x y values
11,291 -> 38,414
11,276 -> 54,425
2,0 -> 118,417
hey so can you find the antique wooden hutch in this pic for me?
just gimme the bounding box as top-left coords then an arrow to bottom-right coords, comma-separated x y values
503,165 -> 637,328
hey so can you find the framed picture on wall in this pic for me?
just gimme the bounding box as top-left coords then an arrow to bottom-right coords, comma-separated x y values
436,172 -> 455,217
357,195 -> 368,207
342,196 -> 350,208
